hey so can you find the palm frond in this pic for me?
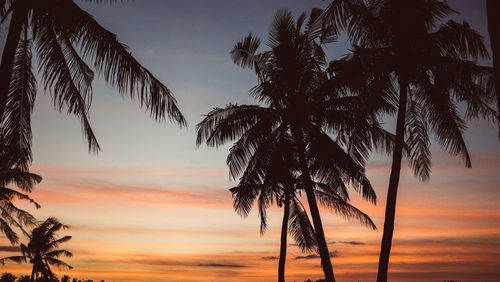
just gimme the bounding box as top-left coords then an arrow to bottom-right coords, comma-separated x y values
0,168 -> 41,192
314,189 -> 376,230
433,20 -> 490,60
1,186 -> 41,208
45,249 -> 72,258
196,104 -> 274,148
0,217 -> 18,243
268,8 -> 295,49
229,184 -> 261,217
45,0 -> 186,125
405,99 -> 431,181
45,257 -> 72,270
0,255 -> 26,265
288,198 -> 316,252
33,15 -> 101,153
2,38 -> 36,170
230,33 -> 262,70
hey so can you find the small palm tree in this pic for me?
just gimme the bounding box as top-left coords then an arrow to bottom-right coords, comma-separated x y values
0,0 -> 186,170
324,0 -> 495,280
198,8 -> 391,281
0,217 -> 73,282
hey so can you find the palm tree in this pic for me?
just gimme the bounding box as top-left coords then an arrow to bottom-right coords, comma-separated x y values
0,0 -> 186,170
487,0 -> 500,127
323,1 -> 496,280
0,144 -> 41,244
229,132 -> 376,282
0,217 -> 73,282
197,8 -> 392,281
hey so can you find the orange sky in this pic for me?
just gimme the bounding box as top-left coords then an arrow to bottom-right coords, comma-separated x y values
2,151 -> 500,281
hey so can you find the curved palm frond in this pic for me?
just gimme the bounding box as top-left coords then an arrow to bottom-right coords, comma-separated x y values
43,0 -> 186,125
314,188 -> 376,230
288,198 -> 317,252
405,98 -> 431,181
0,168 -> 41,192
2,37 -> 36,170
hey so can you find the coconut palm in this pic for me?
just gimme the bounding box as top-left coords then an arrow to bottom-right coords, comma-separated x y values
323,0 -> 496,280
0,145 -> 40,244
0,217 -> 72,282
0,0 -> 186,170
487,0 -> 500,126
197,8 -> 393,281
229,131 -> 376,282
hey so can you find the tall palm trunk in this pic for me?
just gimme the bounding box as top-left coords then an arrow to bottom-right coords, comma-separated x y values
0,1 -> 27,123
376,77 -> 408,282
487,0 -> 500,132
291,126 -> 335,282
278,194 -> 290,282
30,266 -> 35,282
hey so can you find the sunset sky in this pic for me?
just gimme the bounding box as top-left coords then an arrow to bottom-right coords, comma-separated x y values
1,0 -> 500,281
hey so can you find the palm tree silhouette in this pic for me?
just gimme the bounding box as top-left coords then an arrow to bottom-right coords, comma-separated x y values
324,0 -> 496,281
487,0 -> 500,127
0,0 -> 186,169
0,146 -> 41,244
0,217 -> 72,282
197,8 -> 392,281
229,132 -> 376,282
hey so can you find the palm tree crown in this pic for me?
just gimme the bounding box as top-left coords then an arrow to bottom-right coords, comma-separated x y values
197,8 -> 393,281
0,0 -> 186,170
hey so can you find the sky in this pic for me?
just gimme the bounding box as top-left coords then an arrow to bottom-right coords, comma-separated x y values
1,0 -> 500,281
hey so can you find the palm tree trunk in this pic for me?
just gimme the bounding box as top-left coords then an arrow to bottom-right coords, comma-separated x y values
376,77 -> 408,282
291,126 -> 335,282
278,195 -> 290,282
487,0 -> 500,134
30,266 -> 35,282
0,1 -> 27,123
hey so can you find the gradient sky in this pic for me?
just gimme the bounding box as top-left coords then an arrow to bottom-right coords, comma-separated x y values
1,0 -> 500,281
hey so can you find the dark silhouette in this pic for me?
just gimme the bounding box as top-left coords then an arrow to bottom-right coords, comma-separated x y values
0,272 -> 16,282
0,0 -> 186,170
487,0 -> 500,130
197,8 -> 393,281
18,276 -> 31,282
0,217 -> 73,282
0,147 -> 41,244
229,133 -> 376,282
323,1 -> 496,281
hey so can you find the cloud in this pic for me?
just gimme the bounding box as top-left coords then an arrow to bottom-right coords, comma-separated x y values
196,263 -> 246,268
261,256 -> 279,260
119,255 -> 247,269
340,241 -> 365,245
0,246 -> 20,252
295,251 -> 338,260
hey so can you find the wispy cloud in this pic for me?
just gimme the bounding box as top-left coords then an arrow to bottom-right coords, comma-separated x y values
295,251 -> 338,260
339,241 -> 365,245
0,246 -> 20,252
